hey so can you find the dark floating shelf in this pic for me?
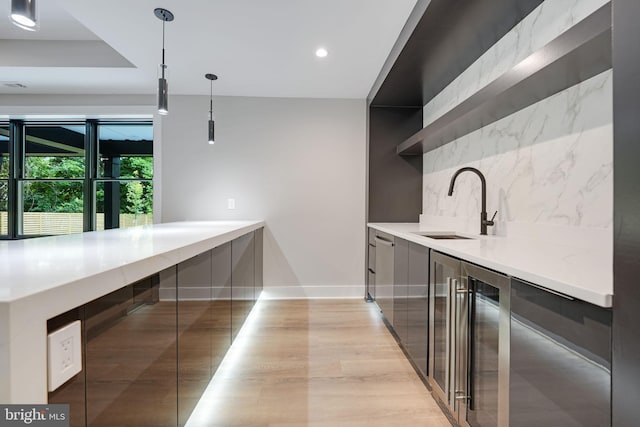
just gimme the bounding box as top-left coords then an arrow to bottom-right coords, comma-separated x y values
396,3 -> 612,156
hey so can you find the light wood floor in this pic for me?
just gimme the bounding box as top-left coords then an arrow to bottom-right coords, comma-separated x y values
184,299 -> 451,427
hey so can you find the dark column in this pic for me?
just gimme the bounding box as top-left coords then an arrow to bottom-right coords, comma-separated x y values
104,157 -> 120,229
612,0 -> 640,425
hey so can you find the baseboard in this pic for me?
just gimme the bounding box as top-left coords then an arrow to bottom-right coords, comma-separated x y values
261,285 -> 365,299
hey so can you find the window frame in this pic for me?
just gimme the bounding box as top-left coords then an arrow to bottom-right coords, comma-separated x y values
0,119 -> 153,240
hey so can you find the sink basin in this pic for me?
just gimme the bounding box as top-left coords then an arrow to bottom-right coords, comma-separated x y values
412,232 -> 473,240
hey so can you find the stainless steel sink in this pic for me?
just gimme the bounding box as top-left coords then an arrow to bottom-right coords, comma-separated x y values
412,232 -> 473,240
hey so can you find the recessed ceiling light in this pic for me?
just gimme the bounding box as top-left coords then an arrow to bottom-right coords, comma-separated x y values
315,48 -> 328,58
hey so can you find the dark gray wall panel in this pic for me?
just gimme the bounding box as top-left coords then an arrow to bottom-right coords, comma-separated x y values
368,107 -> 422,222
612,0 -> 640,425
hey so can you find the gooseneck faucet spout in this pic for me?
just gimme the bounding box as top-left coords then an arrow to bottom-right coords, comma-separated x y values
447,167 -> 496,235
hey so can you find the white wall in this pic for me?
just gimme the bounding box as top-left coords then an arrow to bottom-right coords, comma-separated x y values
0,93 -> 367,298
160,95 -> 367,298
420,0 -> 612,254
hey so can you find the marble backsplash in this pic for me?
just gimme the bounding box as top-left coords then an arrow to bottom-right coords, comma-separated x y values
423,0 -> 609,127
420,0 -> 613,252
421,70 -> 612,247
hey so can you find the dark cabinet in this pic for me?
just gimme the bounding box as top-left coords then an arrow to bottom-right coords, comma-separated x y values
374,232 -> 395,323
231,232 -> 255,340
393,238 -> 409,343
210,243 -> 232,373
47,229 -> 262,427
368,228 -> 430,377
371,230 -> 412,338
176,245 -> 232,426
429,251 -> 460,404
177,252 -> 213,426
367,228 -> 376,301
427,254 -> 611,427
510,278 -> 612,427
84,276 -> 178,427
254,228 -> 263,300
461,262 -> 510,427
406,242 -> 429,377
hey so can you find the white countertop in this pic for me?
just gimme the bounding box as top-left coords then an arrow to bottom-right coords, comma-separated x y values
0,220 -> 264,304
0,220 -> 264,404
368,223 -> 612,308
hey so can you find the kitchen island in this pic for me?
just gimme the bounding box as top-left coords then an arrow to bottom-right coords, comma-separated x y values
0,220 -> 264,404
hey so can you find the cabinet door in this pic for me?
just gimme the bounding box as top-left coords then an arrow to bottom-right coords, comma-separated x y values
84,275 -> 178,427
429,251 -> 460,405
367,241 -> 376,301
461,262 -> 510,427
177,252 -> 213,426
231,232 -> 255,340
254,228 -> 263,300
406,242 -> 429,377
393,238 -> 409,343
510,278 -> 611,427
374,235 -> 394,323
367,228 -> 376,301
211,243 -> 232,374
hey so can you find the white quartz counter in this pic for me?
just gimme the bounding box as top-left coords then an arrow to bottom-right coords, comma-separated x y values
368,223 -> 612,308
0,220 -> 264,404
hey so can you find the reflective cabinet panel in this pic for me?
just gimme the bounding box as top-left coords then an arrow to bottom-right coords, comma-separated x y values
510,278 -> 611,427
176,244 -> 232,426
406,242 -> 429,377
254,228 -> 264,299
393,238 -> 409,343
467,280 -> 501,427
429,252 -> 460,401
211,242 -> 232,373
231,232 -> 254,340
84,275 -> 178,427
177,252 -> 213,426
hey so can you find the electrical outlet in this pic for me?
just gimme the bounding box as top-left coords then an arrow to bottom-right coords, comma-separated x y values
227,198 -> 236,210
48,320 -> 82,392
61,337 -> 73,369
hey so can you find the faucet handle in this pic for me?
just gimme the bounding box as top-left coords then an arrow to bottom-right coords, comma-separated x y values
486,210 -> 497,226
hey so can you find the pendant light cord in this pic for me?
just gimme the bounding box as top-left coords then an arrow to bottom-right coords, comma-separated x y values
161,21 -> 166,76
209,80 -> 213,120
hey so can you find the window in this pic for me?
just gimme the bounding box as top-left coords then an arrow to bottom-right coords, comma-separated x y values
96,124 -> 153,230
20,125 -> 86,236
1,119 -> 153,239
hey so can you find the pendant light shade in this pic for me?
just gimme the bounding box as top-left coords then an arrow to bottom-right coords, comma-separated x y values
154,8 -> 174,116
208,119 -> 215,145
205,73 -> 218,145
10,0 -> 37,31
158,64 -> 168,115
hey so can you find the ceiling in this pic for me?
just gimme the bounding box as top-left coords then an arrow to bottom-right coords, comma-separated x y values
0,0 -> 418,98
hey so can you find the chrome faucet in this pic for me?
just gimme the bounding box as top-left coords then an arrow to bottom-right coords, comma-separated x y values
447,167 -> 497,235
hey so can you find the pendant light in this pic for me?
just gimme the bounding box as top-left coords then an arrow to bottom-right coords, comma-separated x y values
10,0 -> 37,31
154,8 -> 174,115
205,73 -> 218,145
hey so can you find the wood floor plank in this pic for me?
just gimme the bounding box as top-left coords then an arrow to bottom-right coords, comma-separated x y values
185,299 -> 451,427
